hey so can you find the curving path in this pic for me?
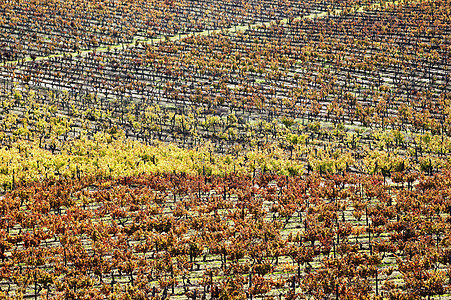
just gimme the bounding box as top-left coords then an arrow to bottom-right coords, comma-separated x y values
0,0 -> 405,67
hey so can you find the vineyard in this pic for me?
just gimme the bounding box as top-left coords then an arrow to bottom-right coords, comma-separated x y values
0,0 -> 450,298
